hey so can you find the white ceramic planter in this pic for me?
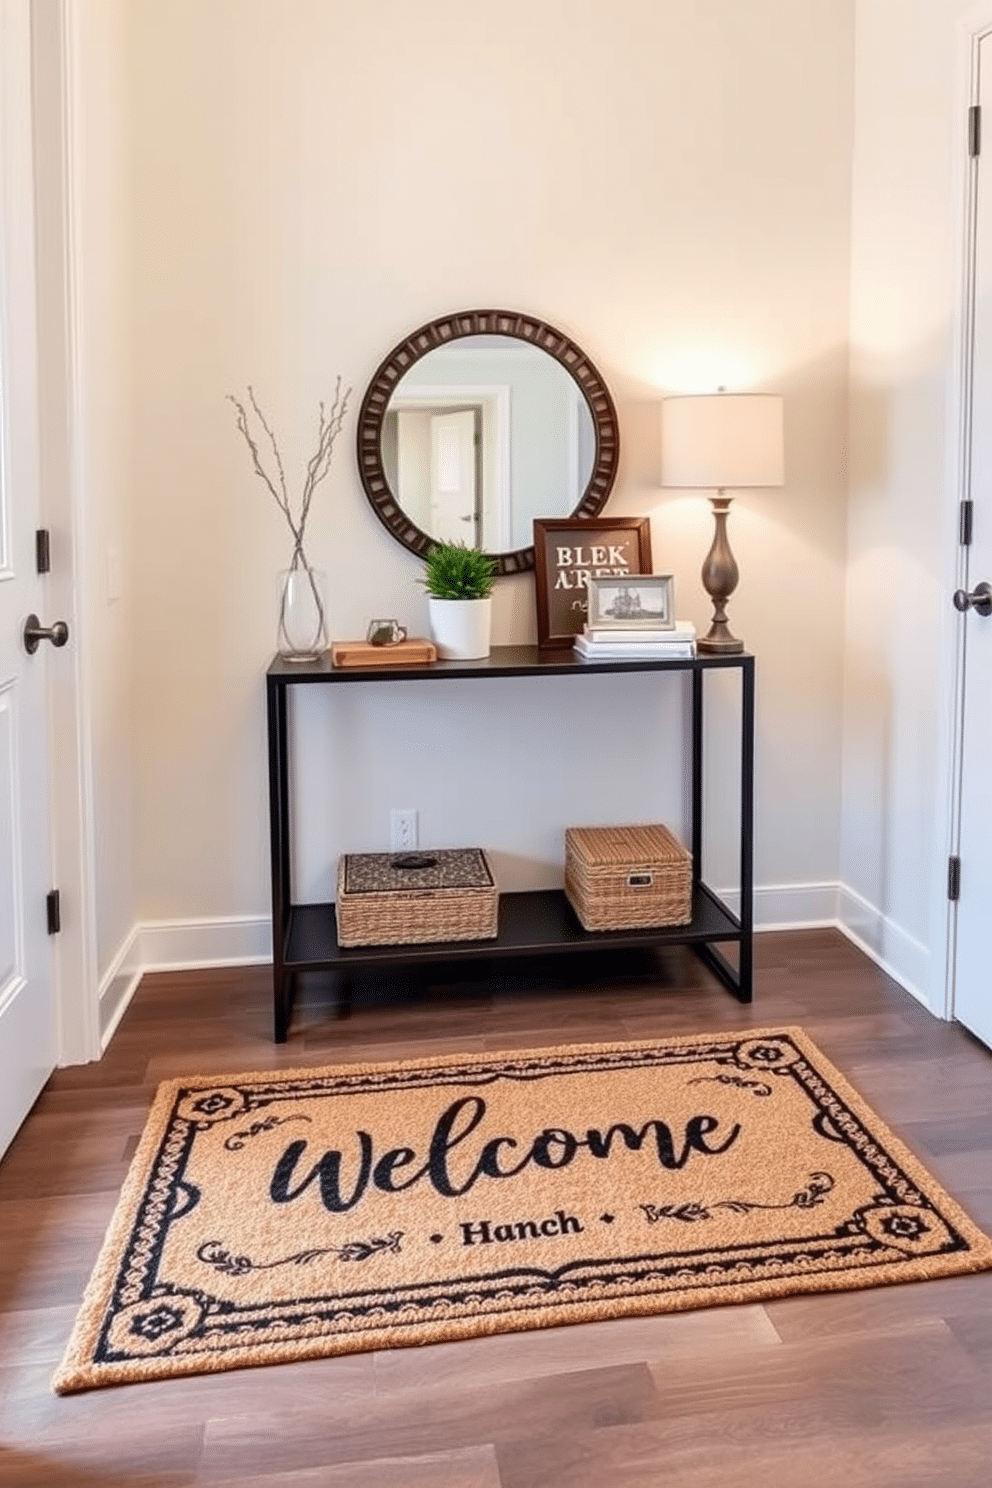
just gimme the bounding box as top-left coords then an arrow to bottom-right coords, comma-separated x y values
427,596 -> 492,660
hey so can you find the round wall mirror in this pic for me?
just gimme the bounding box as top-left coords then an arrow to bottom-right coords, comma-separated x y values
356,310 -> 620,575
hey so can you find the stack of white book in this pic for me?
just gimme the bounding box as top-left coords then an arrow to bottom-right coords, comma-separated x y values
574,620 -> 697,660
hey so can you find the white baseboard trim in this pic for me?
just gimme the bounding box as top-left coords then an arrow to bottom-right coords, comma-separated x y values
97,924 -> 144,1049
699,881 -> 932,1010
96,888 -> 936,1051
98,915 -> 271,1051
834,884 -> 931,1010
136,914 -> 272,973
717,881 -> 842,930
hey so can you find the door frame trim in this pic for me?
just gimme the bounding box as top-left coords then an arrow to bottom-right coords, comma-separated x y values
31,0 -> 100,1065
939,2 -> 992,1023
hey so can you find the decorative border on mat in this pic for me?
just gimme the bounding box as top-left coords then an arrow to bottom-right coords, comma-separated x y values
53,1028 -> 992,1393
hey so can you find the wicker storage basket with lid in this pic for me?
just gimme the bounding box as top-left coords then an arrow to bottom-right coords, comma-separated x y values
564,823 -> 692,931
336,847 -> 498,947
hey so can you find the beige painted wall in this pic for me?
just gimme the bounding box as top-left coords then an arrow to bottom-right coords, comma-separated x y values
844,0 -> 986,1004
73,0 -> 854,969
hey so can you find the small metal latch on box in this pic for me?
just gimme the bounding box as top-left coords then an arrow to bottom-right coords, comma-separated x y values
627,871 -> 654,888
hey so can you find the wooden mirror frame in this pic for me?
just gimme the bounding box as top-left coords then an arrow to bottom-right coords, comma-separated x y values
355,309 -> 620,575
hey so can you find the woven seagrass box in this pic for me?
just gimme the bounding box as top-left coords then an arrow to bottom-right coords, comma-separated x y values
564,823 -> 692,931
336,848 -> 498,947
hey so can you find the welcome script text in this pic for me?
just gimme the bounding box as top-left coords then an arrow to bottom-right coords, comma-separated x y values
268,1095 -> 742,1215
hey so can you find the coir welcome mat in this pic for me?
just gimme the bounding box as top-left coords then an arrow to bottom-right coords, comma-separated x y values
54,1027 -> 992,1392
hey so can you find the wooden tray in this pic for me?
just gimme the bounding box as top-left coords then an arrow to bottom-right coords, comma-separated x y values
330,638 -> 437,668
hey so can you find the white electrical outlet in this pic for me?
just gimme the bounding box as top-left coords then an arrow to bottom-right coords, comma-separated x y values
390,809 -> 418,850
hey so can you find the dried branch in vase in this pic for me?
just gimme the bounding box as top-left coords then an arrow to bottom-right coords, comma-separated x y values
229,380 -> 351,657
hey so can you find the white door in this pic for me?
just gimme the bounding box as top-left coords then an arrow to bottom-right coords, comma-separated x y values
0,0 -> 58,1157
954,33 -> 992,1051
429,408 -> 480,545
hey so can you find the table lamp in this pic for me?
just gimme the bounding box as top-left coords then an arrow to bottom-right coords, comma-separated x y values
660,391 -> 784,653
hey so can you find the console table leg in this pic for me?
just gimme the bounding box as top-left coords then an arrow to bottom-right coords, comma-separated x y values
693,942 -> 750,1001
268,676 -> 293,1042
738,656 -> 755,1003
274,969 -> 296,1042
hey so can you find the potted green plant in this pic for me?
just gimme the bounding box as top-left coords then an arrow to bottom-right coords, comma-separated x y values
422,541 -> 498,659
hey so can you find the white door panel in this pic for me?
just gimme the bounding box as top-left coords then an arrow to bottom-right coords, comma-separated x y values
0,0 -> 57,1159
954,33 -> 992,1051
0,682 -> 24,1000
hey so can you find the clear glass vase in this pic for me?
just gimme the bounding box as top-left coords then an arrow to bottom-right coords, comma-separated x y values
277,565 -> 328,661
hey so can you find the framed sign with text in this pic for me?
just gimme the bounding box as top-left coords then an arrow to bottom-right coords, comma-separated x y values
533,516 -> 653,648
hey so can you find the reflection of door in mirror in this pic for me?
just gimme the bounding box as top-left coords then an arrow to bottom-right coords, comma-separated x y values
429,408 -> 480,545
385,338 -> 595,552
385,400 -> 488,547
384,385 -> 510,549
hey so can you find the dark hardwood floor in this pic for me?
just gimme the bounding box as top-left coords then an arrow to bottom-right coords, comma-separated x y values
1,930 -> 990,1486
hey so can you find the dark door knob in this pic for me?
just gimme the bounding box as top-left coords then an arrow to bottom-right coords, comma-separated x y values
23,614 -> 70,655
952,582 -> 992,617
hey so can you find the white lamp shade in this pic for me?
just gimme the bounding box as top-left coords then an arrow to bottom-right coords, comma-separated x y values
661,393 -> 784,489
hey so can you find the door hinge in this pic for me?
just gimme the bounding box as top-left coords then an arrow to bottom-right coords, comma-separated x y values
970,104 -> 982,157
948,856 -> 961,902
46,889 -> 61,935
35,529 -> 51,575
960,499 -> 974,547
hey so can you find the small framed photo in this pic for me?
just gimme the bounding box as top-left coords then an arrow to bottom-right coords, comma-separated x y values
586,574 -> 675,631
533,516 -> 653,648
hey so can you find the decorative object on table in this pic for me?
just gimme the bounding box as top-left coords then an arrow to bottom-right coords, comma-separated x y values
573,619 -> 696,661
229,379 -> 351,661
564,823 -> 692,930
532,516 -> 653,649
53,1028 -> 992,1393
585,573 -> 675,631
660,390 -> 784,654
274,565 -> 328,661
335,847 -> 497,946
421,540 -> 498,660
355,308 -> 620,577
366,618 -> 408,646
330,637 -> 437,669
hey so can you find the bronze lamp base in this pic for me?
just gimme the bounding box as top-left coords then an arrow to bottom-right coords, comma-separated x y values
698,494 -> 744,654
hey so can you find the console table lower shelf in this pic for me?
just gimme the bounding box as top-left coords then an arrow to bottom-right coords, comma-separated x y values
273,883 -> 750,1040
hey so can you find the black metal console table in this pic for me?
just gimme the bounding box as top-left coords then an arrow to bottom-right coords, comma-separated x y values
266,646 -> 754,1041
